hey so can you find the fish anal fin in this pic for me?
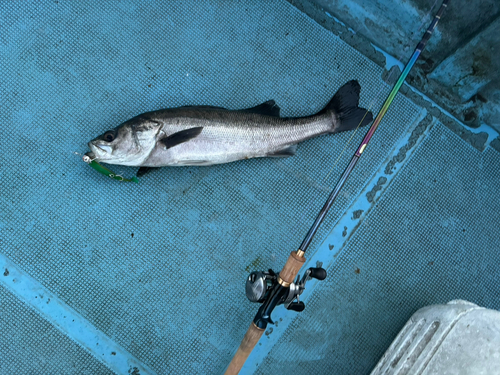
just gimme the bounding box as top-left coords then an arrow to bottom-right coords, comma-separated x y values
161,127 -> 203,149
177,160 -> 211,166
266,144 -> 297,158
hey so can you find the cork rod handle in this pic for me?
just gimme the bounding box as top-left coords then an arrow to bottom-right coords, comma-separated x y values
224,322 -> 265,375
279,250 -> 306,284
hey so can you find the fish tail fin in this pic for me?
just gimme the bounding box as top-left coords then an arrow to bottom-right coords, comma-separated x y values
321,80 -> 373,133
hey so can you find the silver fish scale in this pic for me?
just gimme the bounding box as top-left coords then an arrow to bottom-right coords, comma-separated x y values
146,109 -> 335,166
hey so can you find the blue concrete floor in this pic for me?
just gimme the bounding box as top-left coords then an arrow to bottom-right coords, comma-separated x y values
1,1 -> 499,374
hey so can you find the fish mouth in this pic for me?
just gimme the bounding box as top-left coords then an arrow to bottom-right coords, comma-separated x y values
88,142 -> 113,156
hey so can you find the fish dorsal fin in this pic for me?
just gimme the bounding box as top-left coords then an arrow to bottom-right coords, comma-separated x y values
180,102 -> 280,117
178,102 -> 280,117
180,105 -> 228,111
243,100 -> 280,117
160,127 -> 204,149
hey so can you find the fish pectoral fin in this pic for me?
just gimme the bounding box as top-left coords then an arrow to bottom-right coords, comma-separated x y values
161,127 -> 204,149
266,144 -> 297,158
136,166 -> 157,177
243,100 -> 281,117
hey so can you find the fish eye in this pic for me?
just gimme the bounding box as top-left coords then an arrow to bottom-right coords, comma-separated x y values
103,131 -> 115,142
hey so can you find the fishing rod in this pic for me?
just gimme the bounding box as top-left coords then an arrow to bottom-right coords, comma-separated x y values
224,1 -> 449,373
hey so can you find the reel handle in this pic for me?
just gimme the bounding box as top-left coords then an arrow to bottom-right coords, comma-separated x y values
286,301 -> 305,312
308,267 -> 327,280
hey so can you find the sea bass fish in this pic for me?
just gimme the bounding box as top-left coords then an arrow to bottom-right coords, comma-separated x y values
86,80 -> 373,174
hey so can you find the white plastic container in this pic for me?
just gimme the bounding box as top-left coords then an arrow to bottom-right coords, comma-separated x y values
371,300 -> 500,375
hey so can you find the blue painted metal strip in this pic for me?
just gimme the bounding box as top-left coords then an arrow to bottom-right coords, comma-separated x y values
0,253 -> 156,375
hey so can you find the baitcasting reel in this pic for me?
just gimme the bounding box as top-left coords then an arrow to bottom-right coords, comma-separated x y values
245,265 -> 327,313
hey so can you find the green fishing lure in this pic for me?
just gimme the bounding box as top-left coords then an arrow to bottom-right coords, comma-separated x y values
83,153 -> 138,183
